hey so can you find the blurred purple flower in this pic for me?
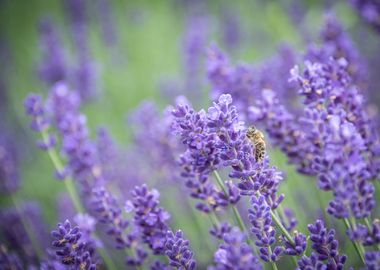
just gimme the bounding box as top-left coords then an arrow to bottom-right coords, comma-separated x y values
0,134 -> 20,194
365,251 -> 380,270
92,187 -> 129,249
0,202 -> 48,264
350,0 -> 380,33
211,227 -> 263,270
38,17 -> 68,85
0,245 -> 23,270
96,0 -> 118,47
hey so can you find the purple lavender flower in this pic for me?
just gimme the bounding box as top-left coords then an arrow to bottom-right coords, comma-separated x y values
64,0 -> 98,100
96,0 -> 118,47
207,94 -> 284,200
220,7 -> 242,52
92,186 -> 149,267
211,227 -> 263,270
0,202 -> 48,264
207,44 -> 298,118
73,56 -> 99,101
291,58 -> 377,220
0,245 -> 23,270
51,219 -> 97,269
37,17 -> 68,85
350,0 -> 380,34
0,134 -> 20,194
48,83 -> 103,187
181,13 -> 209,100
92,187 -> 129,249
297,220 -> 347,270
172,98 -> 226,213
128,184 -> 170,254
209,221 -> 233,240
129,101 -> 182,184
73,213 -> 98,245
365,251 -> 380,270
165,230 -> 196,270
283,231 -> 307,256
349,219 -> 380,246
64,0 -> 88,51
306,13 -> 367,88
24,94 -> 50,133
248,195 -> 283,262
150,260 -> 171,270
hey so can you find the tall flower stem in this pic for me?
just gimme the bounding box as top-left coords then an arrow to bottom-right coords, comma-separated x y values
269,207 -> 295,246
213,170 -> 249,236
267,246 -> 279,270
10,195 -> 44,260
343,218 -> 365,264
222,130 -> 298,247
39,130 -> 117,270
364,217 -> 380,250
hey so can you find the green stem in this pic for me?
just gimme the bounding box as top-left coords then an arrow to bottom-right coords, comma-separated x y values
213,171 -> 252,245
210,210 -> 221,228
39,130 -> 116,270
343,218 -> 365,265
41,130 -> 84,213
270,208 -> 295,246
291,255 -> 298,267
267,246 -> 279,270
363,217 -> 380,251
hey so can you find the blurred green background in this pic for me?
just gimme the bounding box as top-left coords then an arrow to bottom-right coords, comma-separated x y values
0,0 -> 377,268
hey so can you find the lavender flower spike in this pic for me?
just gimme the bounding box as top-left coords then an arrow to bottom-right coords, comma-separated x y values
51,219 -> 97,269
298,220 -> 347,270
128,184 -> 170,254
165,230 -> 196,270
211,227 -> 263,270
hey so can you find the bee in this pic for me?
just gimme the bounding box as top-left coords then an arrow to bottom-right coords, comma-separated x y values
246,126 -> 266,162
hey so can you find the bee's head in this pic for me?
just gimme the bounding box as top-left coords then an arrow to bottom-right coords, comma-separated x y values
246,126 -> 257,138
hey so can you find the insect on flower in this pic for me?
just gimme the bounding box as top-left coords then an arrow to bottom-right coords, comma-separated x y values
246,126 -> 266,162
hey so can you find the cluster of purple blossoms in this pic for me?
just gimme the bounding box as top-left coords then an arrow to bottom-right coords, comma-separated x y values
172,97 -> 237,213
0,134 -> 20,194
206,43 -> 298,119
25,83 -> 105,192
129,101 -> 183,184
96,0 -> 118,47
248,195 -> 283,262
38,17 -> 68,86
51,219 -> 97,269
92,186 -> 149,267
291,58 -> 377,219
365,251 -> 380,270
306,13 -> 367,88
0,202 -> 48,265
165,230 -> 196,270
297,220 -> 347,270
127,184 -> 171,254
172,93 -> 306,264
92,187 -> 129,249
0,244 -> 23,270
182,13 -> 209,99
207,94 -> 284,202
211,227 -> 262,270
349,219 -> 380,247
219,7 -> 242,53
350,0 -> 380,34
